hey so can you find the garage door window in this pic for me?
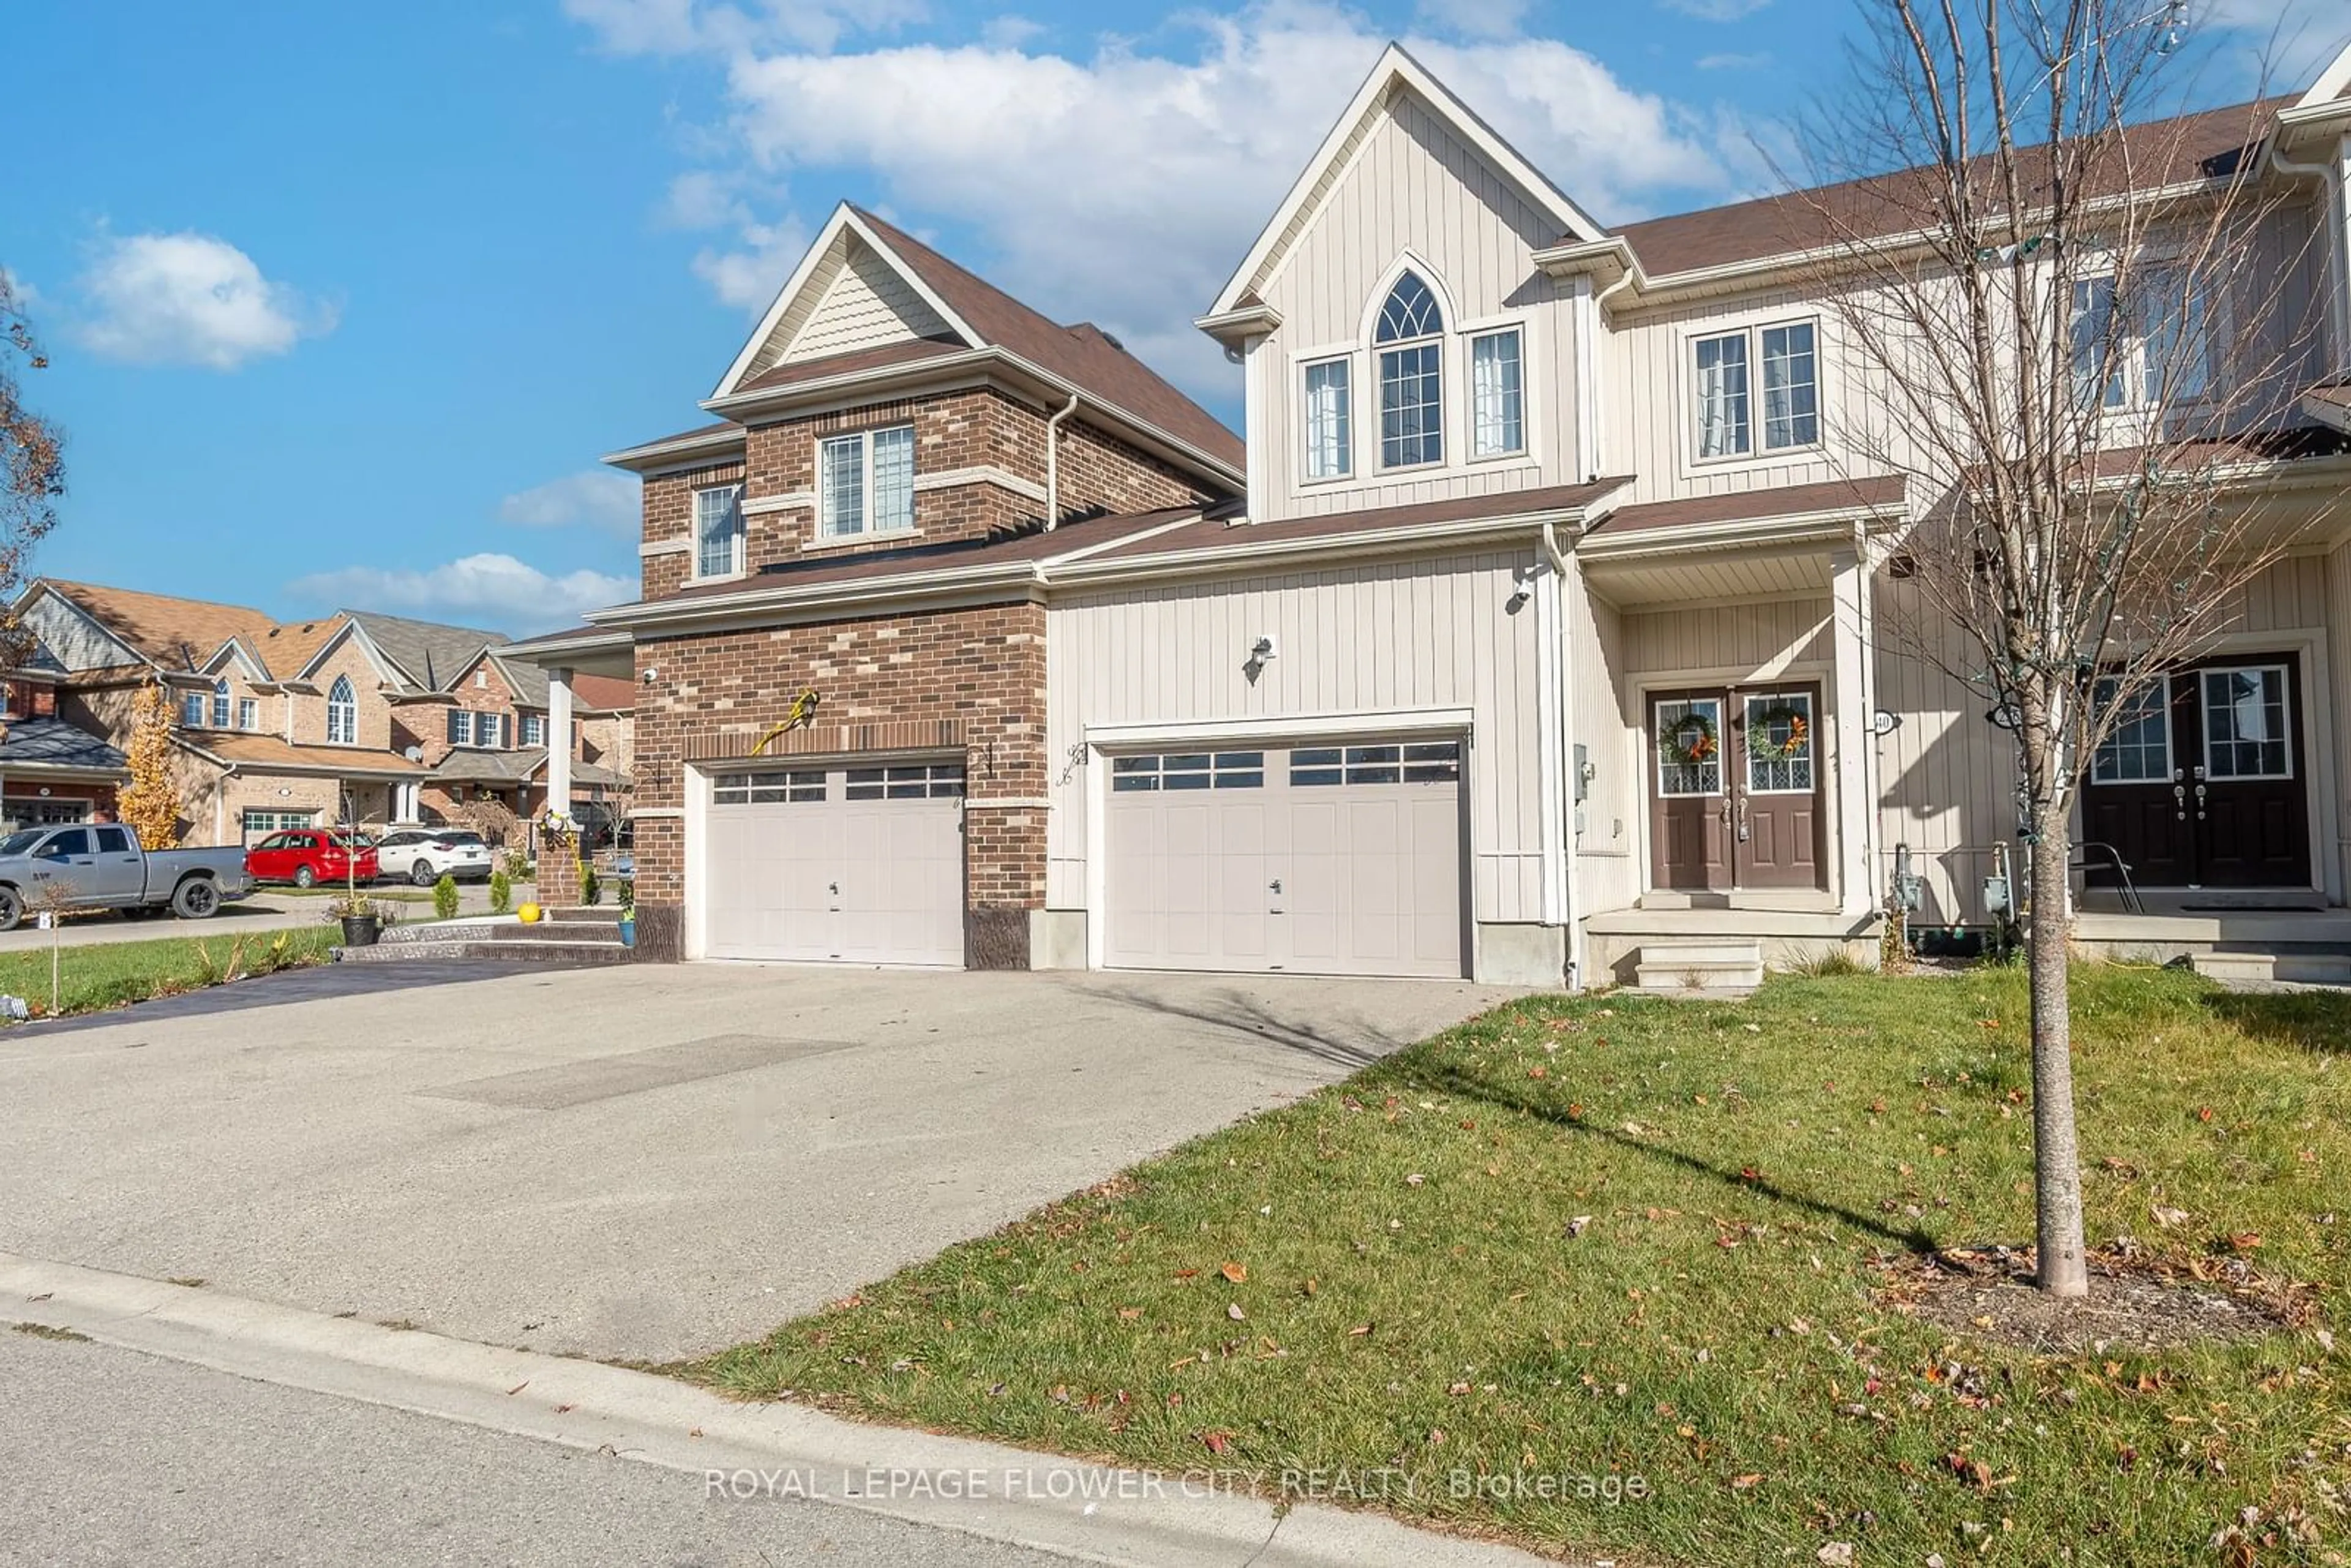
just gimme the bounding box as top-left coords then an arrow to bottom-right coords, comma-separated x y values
714,770 -> 826,805
846,763 -> 965,800
1111,752 -> 1265,792
1291,740 -> 1460,787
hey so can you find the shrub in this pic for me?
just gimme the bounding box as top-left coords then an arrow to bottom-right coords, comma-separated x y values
433,874 -> 459,921
581,864 -> 601,907
488,869 -> 512,915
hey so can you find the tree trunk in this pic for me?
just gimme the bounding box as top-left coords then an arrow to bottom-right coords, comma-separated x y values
2027,826 -> 2090,1297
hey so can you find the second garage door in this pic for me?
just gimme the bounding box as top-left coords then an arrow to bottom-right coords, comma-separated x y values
1103,738 -> 1465,977
702,761 -> 966,966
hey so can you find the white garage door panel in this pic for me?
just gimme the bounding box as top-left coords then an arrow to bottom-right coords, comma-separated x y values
1104,741 -> 1464,978
702,764 -> 964,967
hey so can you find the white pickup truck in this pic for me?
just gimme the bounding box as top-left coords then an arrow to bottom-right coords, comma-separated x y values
0,822 -> 255,931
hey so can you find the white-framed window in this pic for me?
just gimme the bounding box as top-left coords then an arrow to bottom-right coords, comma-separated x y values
2091,677 -> 2172,783
521,713 -> 545,748
2073,268 -> 2214,410
694,482 -> 744,579
1374,272 -> 1444,470
1469,328 -> 1524,459
1302,358 -> 1352,480
237,697 -> 258,731
1654,697 -> 1724,797
2201,665 -> 2291,780
180,691 -> 204,728
325,676 -> 356,745
818,424 -> 916,539
1694,319 -> 1819,460
209,679 -> 230,729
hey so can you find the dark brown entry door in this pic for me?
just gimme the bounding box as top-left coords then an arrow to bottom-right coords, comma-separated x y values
2082,655 -> 2310,889
1649,685 -> 1826,893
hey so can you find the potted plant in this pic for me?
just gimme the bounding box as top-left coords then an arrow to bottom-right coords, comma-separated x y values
328,893 -> 391,948
615,877 -> 636,948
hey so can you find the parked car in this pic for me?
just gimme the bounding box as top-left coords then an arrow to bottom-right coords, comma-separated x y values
0,823 -> 253,931
244,828 -> 380,889
374,828 -> 495,886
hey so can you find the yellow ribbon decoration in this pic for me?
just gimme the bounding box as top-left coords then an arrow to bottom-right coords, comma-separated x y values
751,688 -> 823,756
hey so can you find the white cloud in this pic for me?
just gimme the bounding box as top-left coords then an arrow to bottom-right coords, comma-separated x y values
1659,0 -> 1771,20
288,555 -> 634,634
498,471 -> 642,536
578,4 -> 1739,399
75,231 -> 332,370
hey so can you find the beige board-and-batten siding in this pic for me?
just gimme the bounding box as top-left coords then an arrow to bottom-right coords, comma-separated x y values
1046,549 -> 1549,925
1250,92 -> 1583,519
1872,553 -> 2338,926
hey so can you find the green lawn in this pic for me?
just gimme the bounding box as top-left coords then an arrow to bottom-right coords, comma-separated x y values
0,925 -> 338,1019
691,969 -> 2350,1566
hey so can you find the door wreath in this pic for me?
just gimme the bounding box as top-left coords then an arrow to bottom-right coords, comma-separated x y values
1746,703 -> 1811,760
1664,710 -> 1719,768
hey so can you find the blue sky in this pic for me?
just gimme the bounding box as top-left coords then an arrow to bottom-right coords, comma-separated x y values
3,0 -> 2333,633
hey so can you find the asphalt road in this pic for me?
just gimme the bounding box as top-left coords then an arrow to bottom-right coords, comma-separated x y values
0,1328 -> 1083,1568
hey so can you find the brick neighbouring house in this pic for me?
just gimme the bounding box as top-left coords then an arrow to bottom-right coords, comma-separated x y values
502,203 -> 1242,958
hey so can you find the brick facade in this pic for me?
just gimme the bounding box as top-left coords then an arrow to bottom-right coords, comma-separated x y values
631,600 -> 1048,967
639,388 -> 1208,604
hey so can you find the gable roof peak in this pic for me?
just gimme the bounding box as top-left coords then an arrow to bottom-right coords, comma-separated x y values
1202,40 -> 1607,324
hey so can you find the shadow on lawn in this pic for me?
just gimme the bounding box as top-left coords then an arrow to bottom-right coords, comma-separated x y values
2199,987 -> 2351,1055
1420,1060 -> 1940,1255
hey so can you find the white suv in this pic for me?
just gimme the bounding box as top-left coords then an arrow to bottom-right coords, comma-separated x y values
375,829 -> 496,887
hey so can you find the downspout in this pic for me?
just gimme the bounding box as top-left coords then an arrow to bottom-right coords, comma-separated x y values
2270,139 -> 2349,375
1043,393 -> 1081,531
1540,517 -> 1583,991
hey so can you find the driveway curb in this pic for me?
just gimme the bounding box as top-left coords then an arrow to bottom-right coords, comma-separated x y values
1,1253 -> 1572,1568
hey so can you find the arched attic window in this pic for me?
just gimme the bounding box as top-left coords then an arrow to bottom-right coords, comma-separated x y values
1374,271 -> 1444,468
326,676 -> 356,746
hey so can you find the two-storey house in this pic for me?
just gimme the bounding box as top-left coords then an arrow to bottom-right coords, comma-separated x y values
519,41 -> 2351,984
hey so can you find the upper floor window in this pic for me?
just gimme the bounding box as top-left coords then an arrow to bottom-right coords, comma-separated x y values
326,676 -> 356,746
209,678 -> 230,729
1374,272 -> 1444,470
1693,319 -> 1818,460
819,425 -> 916,539
448,710 -> 506,749
237,697 -> 258,731
1302,358 -> 1352,480
694,483 -> 744,579
1470,329 -> 1524,459
2072,269 -> 2212,411
181,690 -> 204,728
522,713 -> 545,748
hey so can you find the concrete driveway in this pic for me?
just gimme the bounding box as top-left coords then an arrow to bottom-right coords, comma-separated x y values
0,964 -> 1514,1362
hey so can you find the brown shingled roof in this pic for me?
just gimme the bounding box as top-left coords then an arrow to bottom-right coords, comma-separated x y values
179,732 -> 427,776
850,208 -> 1245,471
40,579 -> 280,672
1611,96 -> 2289,277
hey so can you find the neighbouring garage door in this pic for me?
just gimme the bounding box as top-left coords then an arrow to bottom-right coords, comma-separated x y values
1103,739 -> 1465,977
702,761 -> 966,966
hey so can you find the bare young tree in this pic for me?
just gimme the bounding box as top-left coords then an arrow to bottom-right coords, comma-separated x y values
1792,2 -> 2338,1295
0,271 -> 64,666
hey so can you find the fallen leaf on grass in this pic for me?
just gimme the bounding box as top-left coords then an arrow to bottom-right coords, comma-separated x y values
1567,1215 -> 1593,1238
2151,1205 -> 2190,1229
1227,1302 -> 1247,1321
1202,1431 -> 1233,1455
1404,1173 -> 1427,1187
1348,1322 -> 1375,1337
1730,1473 -> 1763,1491
1218,1262 -> 1247,1284
1118,1307 -> 1142,1320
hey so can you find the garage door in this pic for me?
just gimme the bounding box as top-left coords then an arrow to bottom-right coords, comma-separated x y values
1103,739 -> 1464,977
702,761 -> 965,966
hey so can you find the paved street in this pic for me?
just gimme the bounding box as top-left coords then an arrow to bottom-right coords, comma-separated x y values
0,1329 -> 1078,1568
0,962 -> 1513,1361
0,880 -> 524,954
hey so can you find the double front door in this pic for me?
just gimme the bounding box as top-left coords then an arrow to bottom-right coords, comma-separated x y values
1651,685 -> 1826,893
2080,656 -> 2310,889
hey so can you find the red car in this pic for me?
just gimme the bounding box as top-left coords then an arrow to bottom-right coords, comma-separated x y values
244,829 -> 379,888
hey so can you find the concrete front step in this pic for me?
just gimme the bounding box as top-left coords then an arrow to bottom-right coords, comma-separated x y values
1633,940 -> 1764,995
2192,951 -> 2351,985
379,918 -> 625,948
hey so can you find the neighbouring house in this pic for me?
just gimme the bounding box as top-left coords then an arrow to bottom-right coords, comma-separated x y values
0,650 -> 130,827
509,42 -> 2351,984
12,582 -> 636,848
413,646 -> 634,836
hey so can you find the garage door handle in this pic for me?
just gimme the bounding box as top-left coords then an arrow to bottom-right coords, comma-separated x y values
1269,879 -> 1282,893
828,882 -> 839,895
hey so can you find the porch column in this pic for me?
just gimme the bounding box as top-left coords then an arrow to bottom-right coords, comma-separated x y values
547,667 -> 574,818
1831,546 -> 1877,920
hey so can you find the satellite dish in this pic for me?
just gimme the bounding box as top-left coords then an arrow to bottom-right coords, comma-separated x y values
404,746 -> 424,762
